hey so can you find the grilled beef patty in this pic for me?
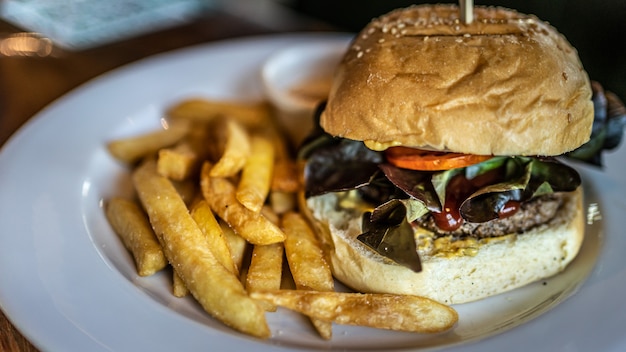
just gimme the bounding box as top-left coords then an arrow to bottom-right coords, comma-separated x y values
416,194 -> 565,239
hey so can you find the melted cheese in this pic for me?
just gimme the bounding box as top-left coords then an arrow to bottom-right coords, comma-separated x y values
416,227 -> 513,258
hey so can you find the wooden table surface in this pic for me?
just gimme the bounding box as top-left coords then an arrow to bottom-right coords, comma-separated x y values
0,4 -> 332,351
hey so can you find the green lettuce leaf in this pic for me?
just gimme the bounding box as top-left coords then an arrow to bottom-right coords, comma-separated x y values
459,157 -> 580,222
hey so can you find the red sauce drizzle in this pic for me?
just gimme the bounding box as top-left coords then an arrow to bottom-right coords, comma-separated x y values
431,169 -> 521,232
498,200 -> 520,218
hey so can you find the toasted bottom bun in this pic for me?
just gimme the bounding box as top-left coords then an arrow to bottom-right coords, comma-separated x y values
305,187 -> 584,304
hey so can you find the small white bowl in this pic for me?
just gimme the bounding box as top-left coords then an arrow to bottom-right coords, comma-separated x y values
261,36 -> 352,145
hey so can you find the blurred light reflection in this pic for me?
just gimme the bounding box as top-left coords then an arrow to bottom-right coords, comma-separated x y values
0,32 -> 55,57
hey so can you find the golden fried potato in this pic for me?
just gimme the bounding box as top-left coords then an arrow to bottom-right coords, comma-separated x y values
157,123 -> 211,181
236,134 -> 275,213
190,199 -> 238,275
245,242 -> 284,311
157,141 -> 200,181
260,205 -> 280,226
250,290 -> 459,333
170,179 -> 197,206
107,120 -> 189,164
219,220 -> 248,275
172,270 -> 189,297
200,163 -> 285,245
268,130 -> 300,193
105,197 -> 167,276
210,118 -> 251,178
282,211 -> 334,339
282,212 -> 334,292
166,98 -> 271,127
132,159 -> 269,338
269,191 -> 296,215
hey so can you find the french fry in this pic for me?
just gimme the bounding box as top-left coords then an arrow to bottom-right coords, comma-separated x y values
170,179 -> 197,206
236,134 -> 275,213
260,205 -> 280,226
270,191 -> 296,214
268,127 -> 300,193
105,197 -> 168,276
107,120 -> 189,164
167,98 -> 271,127
250,290 -> 459,333
105,96 -> 463,340
190,199 -> 238,275
200,162 -> 285,245
282,212 -> 334,292
245,204 -> 283,311
219,220 -> 248,275
245,242 -> 284,311
172,270 -> 189,297
132,159 -> 270,338
157,141 -> 200,181
296,190 -> 334,252
157,124 -> 210,180
282,212 -> 334,339
271,160 -> 300,193
210,118 -> 251,178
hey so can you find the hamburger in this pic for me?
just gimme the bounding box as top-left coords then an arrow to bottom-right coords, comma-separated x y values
299,4 -> 594,304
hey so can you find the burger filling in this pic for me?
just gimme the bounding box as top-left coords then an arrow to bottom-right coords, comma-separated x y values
299,80 -> 624,273
416,193 -> 564,239
299,104 -> 583,272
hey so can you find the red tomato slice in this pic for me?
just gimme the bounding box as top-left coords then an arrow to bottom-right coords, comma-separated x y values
385,147 -> 492,171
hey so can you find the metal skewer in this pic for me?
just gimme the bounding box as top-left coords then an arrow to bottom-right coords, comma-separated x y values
459,0 -> 474,24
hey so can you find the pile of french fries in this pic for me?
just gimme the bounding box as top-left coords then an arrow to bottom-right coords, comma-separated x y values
104,98 -> 458,339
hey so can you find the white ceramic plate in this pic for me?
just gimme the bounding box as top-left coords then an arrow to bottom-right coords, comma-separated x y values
1,33 -> 625,352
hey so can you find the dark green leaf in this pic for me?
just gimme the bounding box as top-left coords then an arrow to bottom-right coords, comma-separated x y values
464,156 -> 508,179
370,198 -> 429,224
459,157 -> 580,222
566,82 -> 626,166
459,161 -> 529,222
603,90 -> 626,150
358,212 -> 422,272
379,164 -> 441,211
369,199 -> 407,226
303,138 -> 383,197
525,158 -> 581,195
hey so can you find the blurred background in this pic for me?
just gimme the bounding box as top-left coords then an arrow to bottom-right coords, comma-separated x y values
1,0 -> 624,96
1,0 -> 624,107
